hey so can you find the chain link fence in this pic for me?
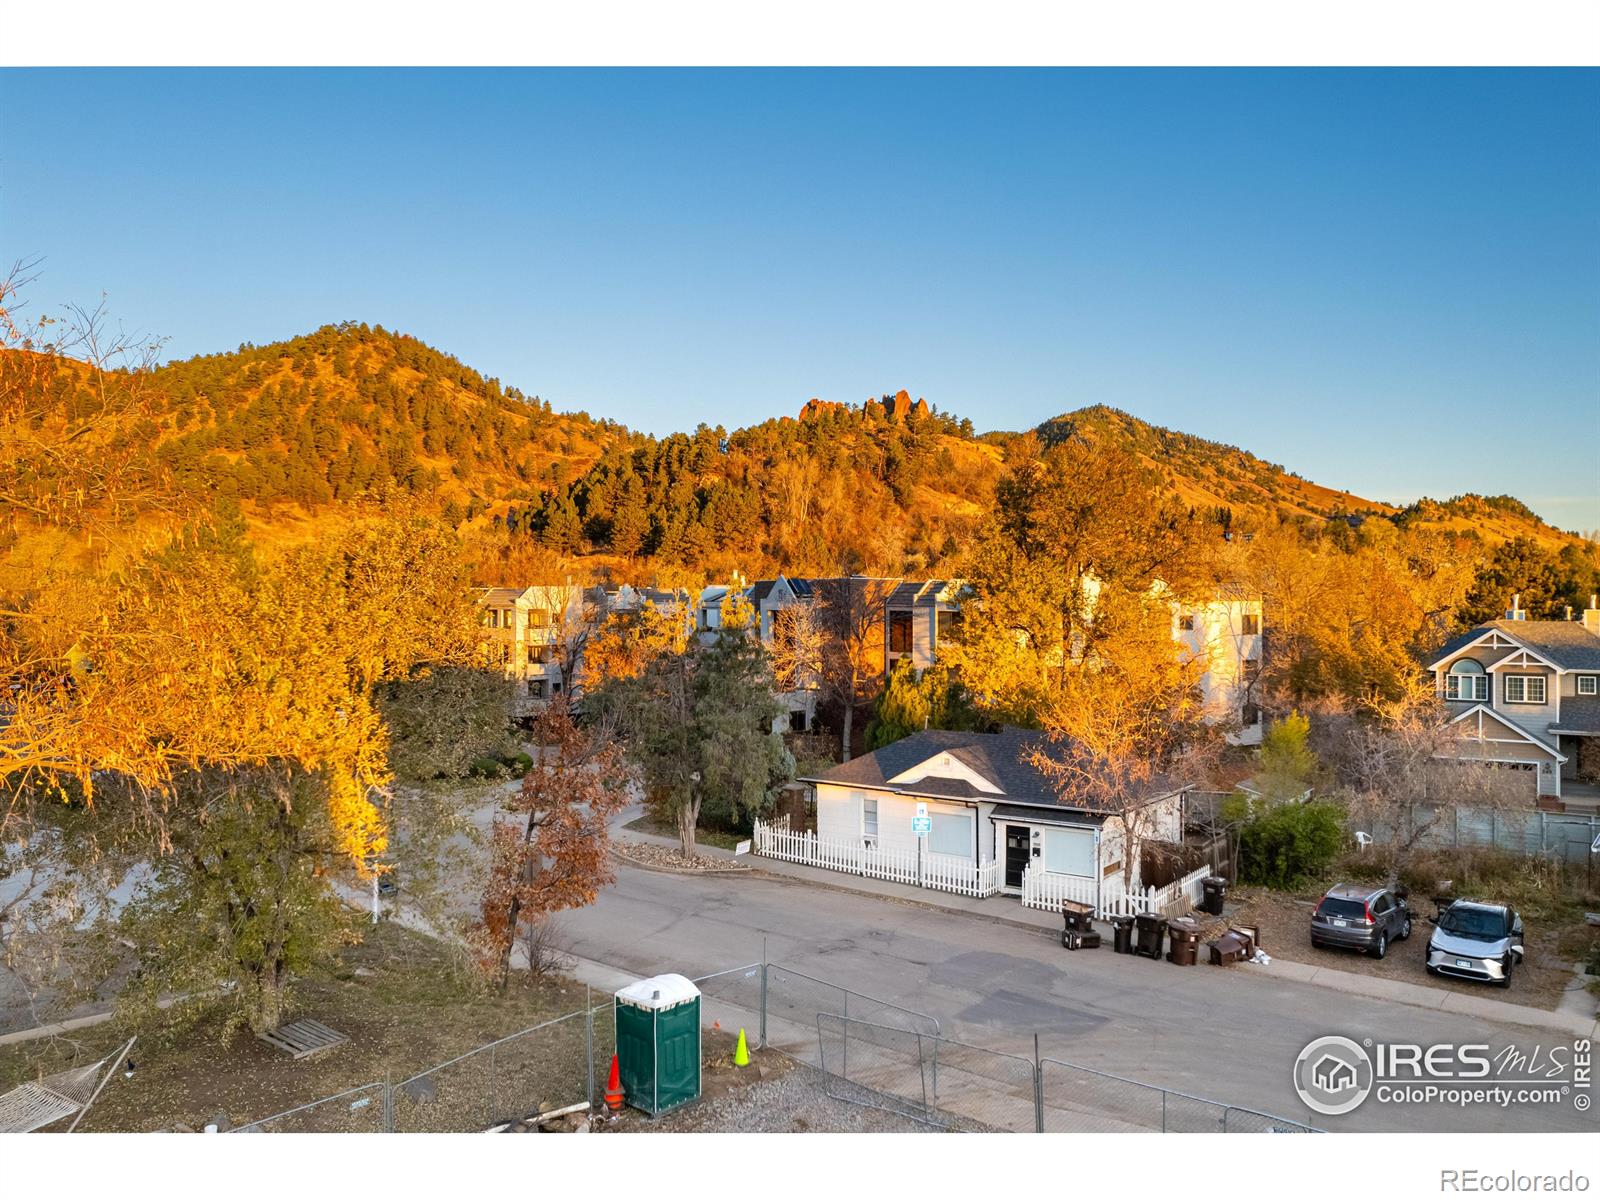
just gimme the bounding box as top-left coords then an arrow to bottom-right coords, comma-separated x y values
808,1018 -> 1318,1133
815,1014 -> 1036,1131
226,957 -> 1317,1134
231,1081 -> 391,1134
1037,1057 -> 1316,1133
389,1007 -> 600,1133
763,961 -> 940,1067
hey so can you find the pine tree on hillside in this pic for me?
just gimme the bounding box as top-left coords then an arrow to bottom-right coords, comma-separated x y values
608,482 -> 650,558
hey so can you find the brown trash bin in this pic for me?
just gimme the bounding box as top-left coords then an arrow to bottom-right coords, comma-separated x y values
1207,930 -> 1251,966
1165,916 -> 1201,966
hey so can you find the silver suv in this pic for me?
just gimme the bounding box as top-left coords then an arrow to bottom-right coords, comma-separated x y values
1309,882 -> 1413,959
1426,900 -> 1524,988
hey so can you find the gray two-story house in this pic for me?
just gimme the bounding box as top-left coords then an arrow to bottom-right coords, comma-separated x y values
1428,596 -> 1600,810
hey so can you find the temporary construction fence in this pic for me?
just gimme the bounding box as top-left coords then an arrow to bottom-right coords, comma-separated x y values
762,961 -> 941,1066
1038,1058 -> 1316,1133
815,1014 -> 1320,1134
231,998 -> 615,1135
230,1081 -> 392,1134
224,957 -> 1315,1135
1019,863 -> 1210,920
387,1005 -> 610,1134
753,818 -> 1000,898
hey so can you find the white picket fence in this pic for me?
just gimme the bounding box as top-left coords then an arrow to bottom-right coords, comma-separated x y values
1020,863 -> 1211,919
752,818 -> 1001,898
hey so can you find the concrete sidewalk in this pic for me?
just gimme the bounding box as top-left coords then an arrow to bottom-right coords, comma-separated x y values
610,813 -> 1599,1040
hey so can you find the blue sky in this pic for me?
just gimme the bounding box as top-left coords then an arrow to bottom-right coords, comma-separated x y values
3,68 -> 1596,530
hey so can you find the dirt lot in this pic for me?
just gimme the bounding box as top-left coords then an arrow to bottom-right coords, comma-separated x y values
1208,884 -> 1583,1011
0,922 -> 602,1132
603,1028 -> 944,1133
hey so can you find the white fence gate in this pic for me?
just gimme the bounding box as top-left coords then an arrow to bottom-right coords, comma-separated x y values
1019,863 -> 1209,919
753,818 -> 1001,898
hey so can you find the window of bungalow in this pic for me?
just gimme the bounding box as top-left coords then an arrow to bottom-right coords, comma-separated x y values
1239,614 -> 1261,636
935,608 -> 963,647
928,810 -> 972,858
861,795 -> 878,842
1177,613 -> 1195,632
1578,675 -> 1598,696
1042,826 -> 1096,877
1445,659 -> 1488,702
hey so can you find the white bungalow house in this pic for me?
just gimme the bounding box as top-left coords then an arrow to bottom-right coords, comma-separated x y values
1427,596 -> 1600,811
755,728 -> 1200,915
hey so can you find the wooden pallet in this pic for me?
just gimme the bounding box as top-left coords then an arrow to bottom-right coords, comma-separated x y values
257,1019 -> 349,1059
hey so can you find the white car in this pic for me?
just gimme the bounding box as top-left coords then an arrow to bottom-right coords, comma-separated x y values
1425,900 -> 1524,988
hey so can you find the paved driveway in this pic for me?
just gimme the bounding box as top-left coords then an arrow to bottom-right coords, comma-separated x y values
559,859 -> 1596,1134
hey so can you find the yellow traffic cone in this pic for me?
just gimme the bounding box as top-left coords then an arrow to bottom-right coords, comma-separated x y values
733,1028 -> 750,1067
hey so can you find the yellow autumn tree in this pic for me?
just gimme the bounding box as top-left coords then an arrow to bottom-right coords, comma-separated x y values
5,506 -> 481,1031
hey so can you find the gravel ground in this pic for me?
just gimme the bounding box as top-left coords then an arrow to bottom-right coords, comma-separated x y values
1200,887 -> 1577,1010
630,1063 -> 949,1132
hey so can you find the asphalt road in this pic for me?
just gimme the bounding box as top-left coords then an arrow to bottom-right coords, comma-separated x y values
559,858 -> 1597,1134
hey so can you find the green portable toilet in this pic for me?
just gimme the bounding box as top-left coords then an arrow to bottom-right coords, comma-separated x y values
614,973 -> 701,1116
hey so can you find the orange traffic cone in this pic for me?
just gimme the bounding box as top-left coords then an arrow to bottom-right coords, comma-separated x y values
604,1053 -> 624,1111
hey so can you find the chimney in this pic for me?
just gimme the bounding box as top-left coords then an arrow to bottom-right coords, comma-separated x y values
1585,595 -> 1600,638
1506,593 -> 1526,621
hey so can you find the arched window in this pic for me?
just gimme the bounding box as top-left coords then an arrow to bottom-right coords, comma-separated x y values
1445,658 -> 1487,702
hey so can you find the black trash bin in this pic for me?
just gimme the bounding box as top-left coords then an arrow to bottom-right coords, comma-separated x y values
1110,915 -> 1136,955
1133,913 -> 1168,960
1165,916 -> 1201,966
1200,876 -> 1227,917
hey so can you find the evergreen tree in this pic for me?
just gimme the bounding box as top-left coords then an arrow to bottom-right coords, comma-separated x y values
593,600 -> 789,854
608,481 -> 650,558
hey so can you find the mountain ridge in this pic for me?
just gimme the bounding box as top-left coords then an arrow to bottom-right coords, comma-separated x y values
2,325 -> 1587,573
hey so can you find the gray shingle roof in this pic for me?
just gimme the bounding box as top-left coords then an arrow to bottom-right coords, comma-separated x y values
1501,622 -> 1600,670
988,802 -> 1106,826
802,727 -> 1184,814
1431,620 -> 1600,671
1552,696 -> 1600,735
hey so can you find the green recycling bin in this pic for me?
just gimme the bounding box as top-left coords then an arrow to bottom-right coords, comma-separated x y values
614,974 -> 702,1117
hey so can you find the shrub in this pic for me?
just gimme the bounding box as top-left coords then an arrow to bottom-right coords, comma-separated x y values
504,751 -> 534,775
468,755 -> 505,779
1235,799 -> 1345,890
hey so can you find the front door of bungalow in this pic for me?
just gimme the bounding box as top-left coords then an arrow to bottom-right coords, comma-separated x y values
1004,825 -> 1031,891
